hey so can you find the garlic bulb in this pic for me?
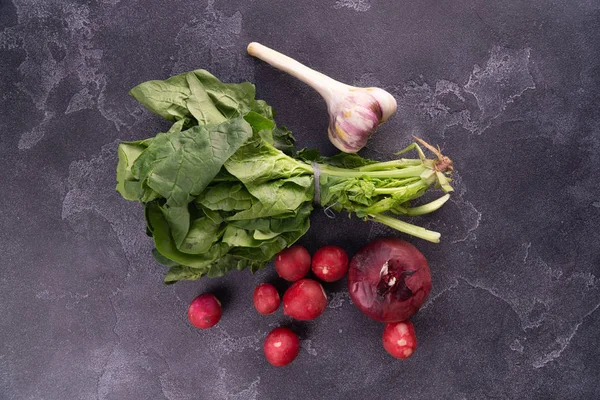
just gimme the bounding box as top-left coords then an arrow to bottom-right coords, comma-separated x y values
247,42 -> 397,153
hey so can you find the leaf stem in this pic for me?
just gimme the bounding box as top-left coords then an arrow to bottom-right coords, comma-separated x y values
316,164 -> 427,179
401,194 -> 451,216
356,159 -> 424,171
370,213 -> 441,243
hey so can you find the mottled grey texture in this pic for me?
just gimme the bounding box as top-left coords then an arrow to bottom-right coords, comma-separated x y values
1,0 -> 599,399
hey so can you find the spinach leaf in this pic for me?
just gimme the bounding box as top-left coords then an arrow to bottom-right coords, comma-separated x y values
197,205 -> 224,225
272,126 -> 296,155
159,204 -> 190,249
222,226 -> 264,248
195,182 -> 255,212
132,117 -> 253,207
164,251 -> 270,282
225,132 -> 312,185
325,152 -> 378,168
228,236 -> 290,262
227,177 -> 313,220
164,265 -> 206,284
296,147 -> 378,168
152,248 -> 179,267
204,255 -> 266,278
243,111 -> 275,133
193,70 -> 255,119
229,203 -> 312,234
130,70 -> 256,124
179,216 -> 224,254
243,112 -> 294,155
116,140 -> 161,203
167,119 -> 189,133
249,99 -> 274,120
185,72 -> 227,125
129,73 -> 192,121
146,203 -> 229,268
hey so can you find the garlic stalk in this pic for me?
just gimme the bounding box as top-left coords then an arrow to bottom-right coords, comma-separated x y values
247,42 -> 397,153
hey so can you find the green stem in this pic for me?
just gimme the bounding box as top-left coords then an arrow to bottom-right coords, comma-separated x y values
372,181 -> 419,195
402,194 -> 450,216
370,213 -> 441,243
364,182 -> 426,215
317,164 -> 427,179
356,159 -> 423,171
376,177 -> 421,188
296,162 -> 315,174
372,181 -> 424,196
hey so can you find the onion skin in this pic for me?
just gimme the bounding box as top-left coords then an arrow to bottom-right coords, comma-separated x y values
348,238 -> 431,323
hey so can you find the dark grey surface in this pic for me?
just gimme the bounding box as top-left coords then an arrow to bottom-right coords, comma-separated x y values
1,0 -> 599,399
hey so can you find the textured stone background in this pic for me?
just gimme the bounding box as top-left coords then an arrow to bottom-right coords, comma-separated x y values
1,1 -> 599,399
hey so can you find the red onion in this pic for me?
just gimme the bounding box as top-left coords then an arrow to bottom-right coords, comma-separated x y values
348,238 -> 431,322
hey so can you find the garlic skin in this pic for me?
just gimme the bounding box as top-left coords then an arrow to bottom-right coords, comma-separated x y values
328,87 -> 397,152
247,42 -> 397,153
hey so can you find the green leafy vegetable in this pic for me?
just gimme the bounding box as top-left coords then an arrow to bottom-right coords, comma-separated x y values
132,117 -> 252,207
117,69 -> 454,283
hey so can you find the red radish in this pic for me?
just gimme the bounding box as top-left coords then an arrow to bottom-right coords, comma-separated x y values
263,327 -> 300,367
188,293 -> 222,329
311,245 -> 349,282
253,283 -> 280,315
348,238 -> 431,322
275,245 -> 311,282
283,279 -> 328,320
382,321 -> 417,359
